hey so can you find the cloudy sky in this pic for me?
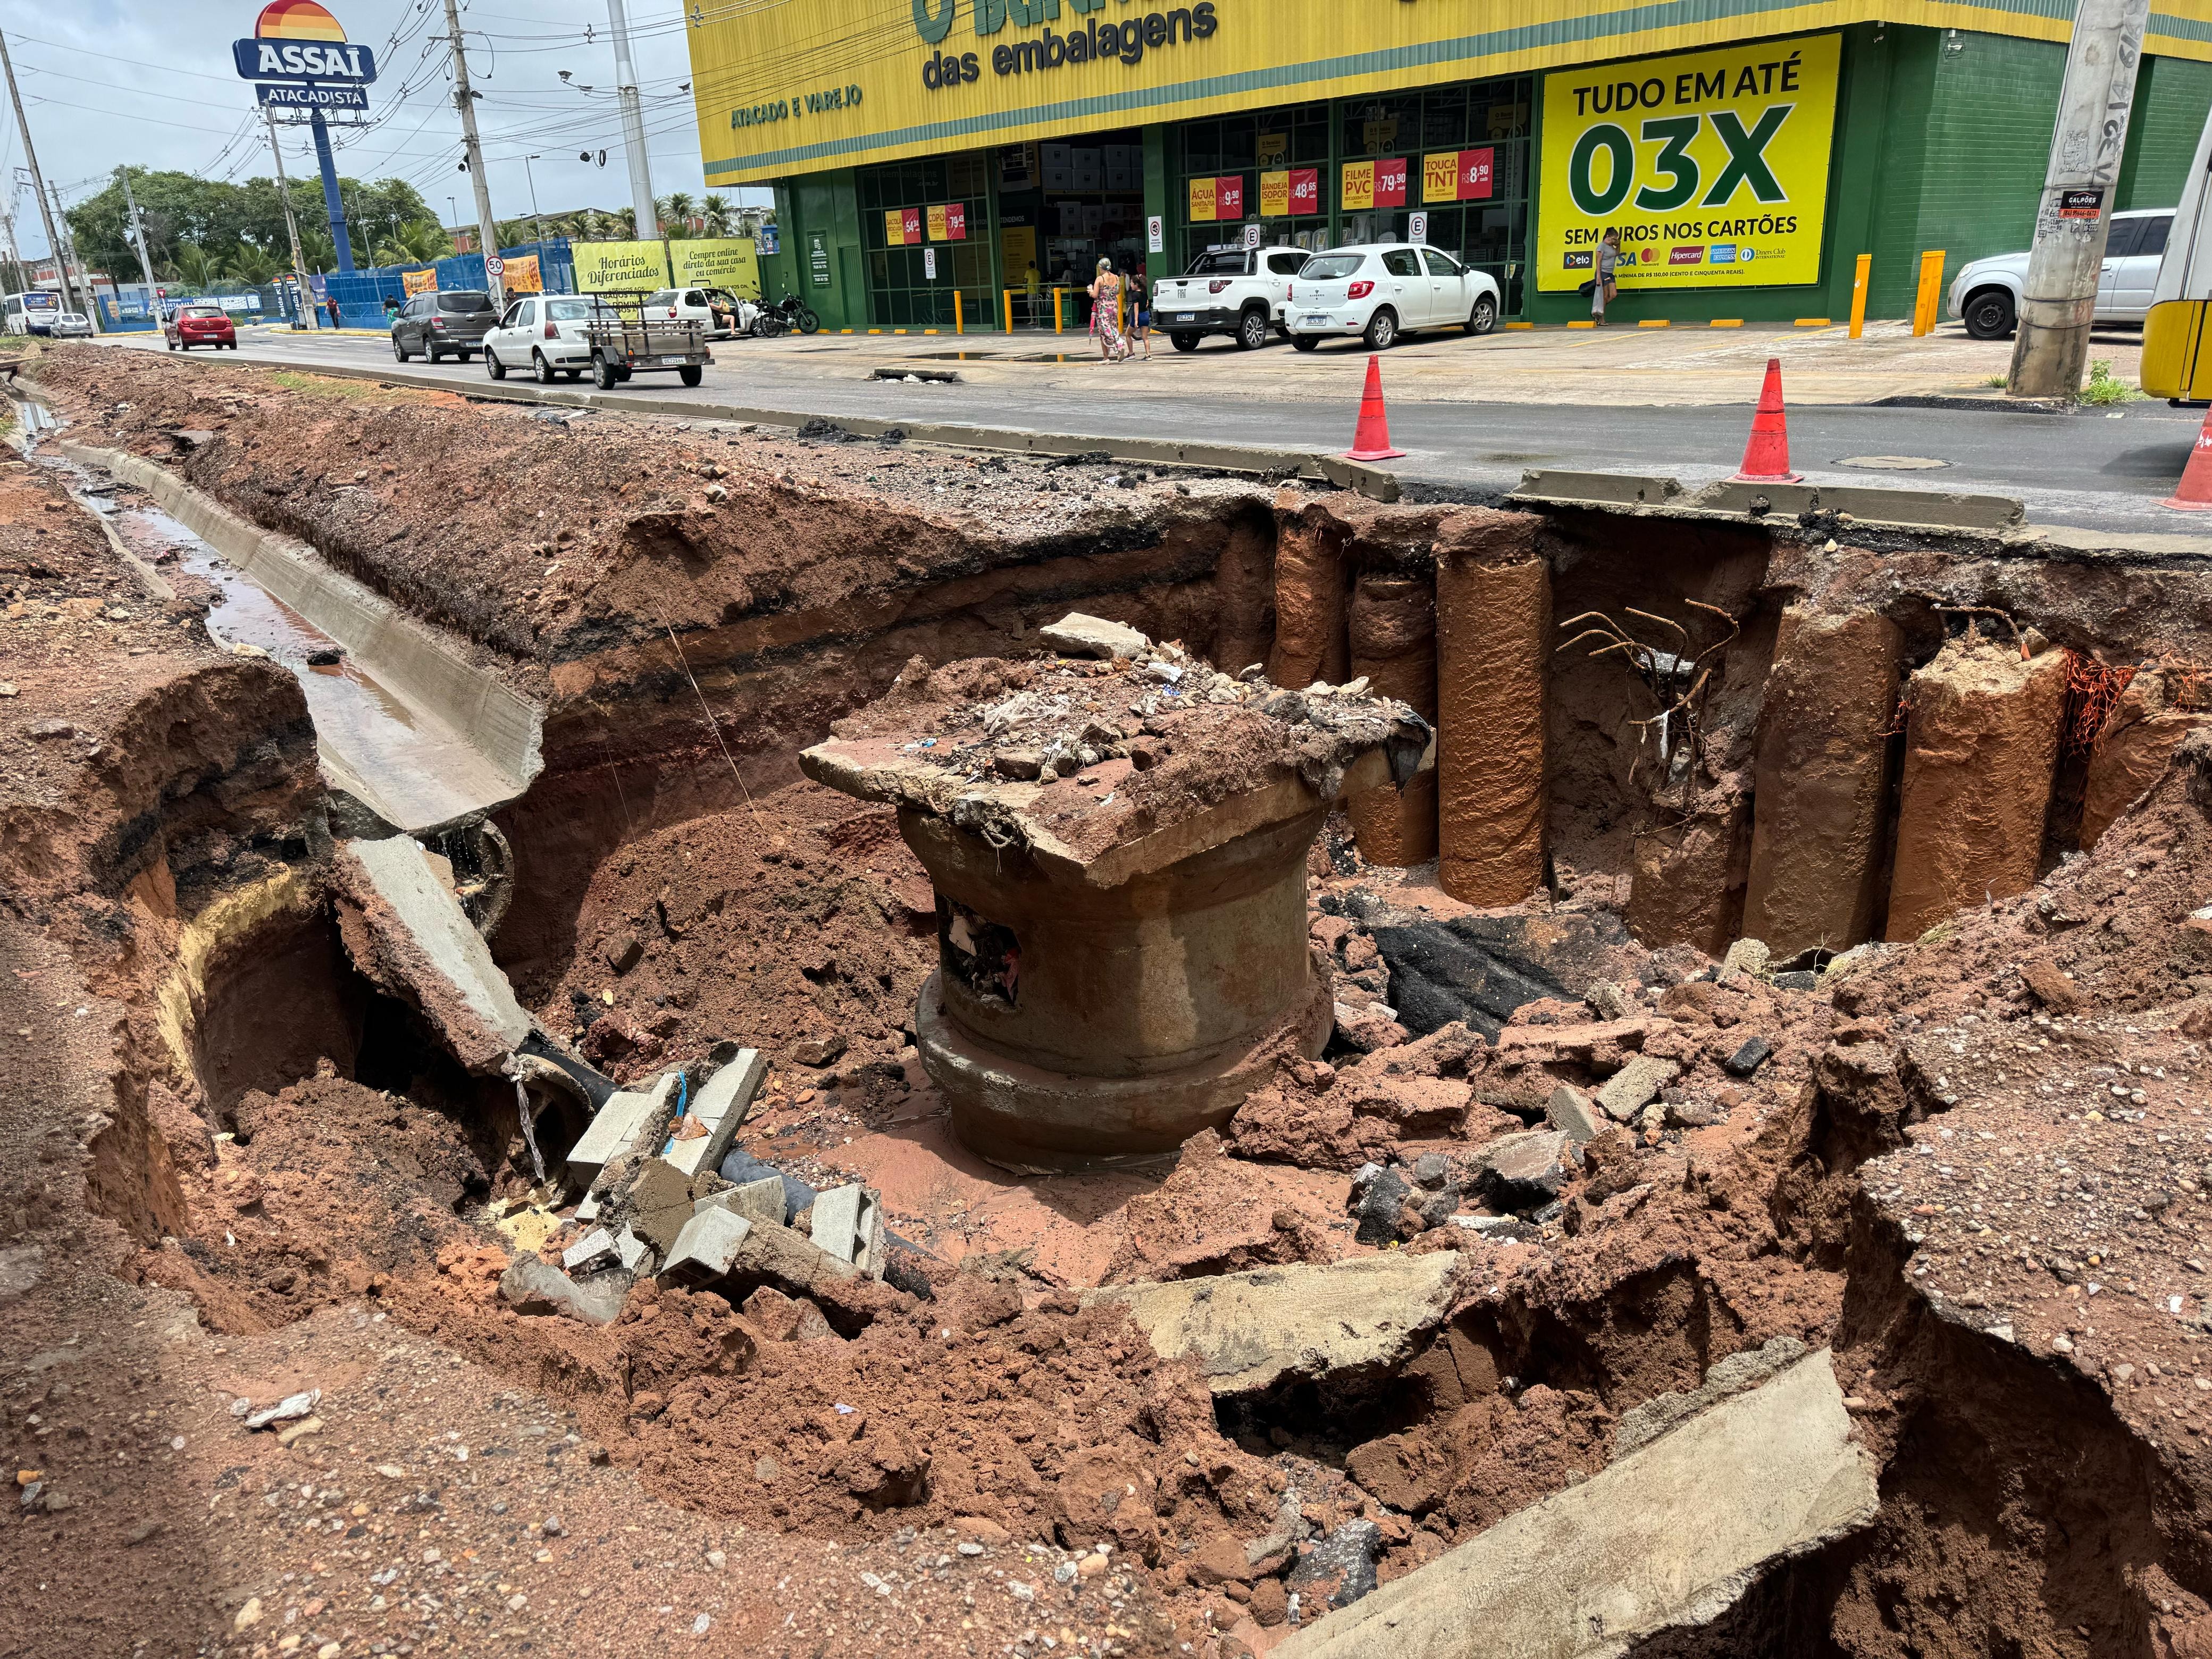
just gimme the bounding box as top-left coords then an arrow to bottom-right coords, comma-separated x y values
0,0 -> 768,260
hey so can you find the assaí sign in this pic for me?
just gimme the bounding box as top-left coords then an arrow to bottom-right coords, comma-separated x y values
912,0 -> 1217,89
1536,33 -> 1839,291
231,0 -> 378,83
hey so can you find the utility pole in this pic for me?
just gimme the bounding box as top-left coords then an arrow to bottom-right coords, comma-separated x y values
441,0 -> 504,307
263,109 -> 314,330
117,166 -> 158,303
48,183 -> 98,332
0,29 -> 79,317
522,153 -> 546,251
2009,0 -> 2151,399
607,0 -> 658,238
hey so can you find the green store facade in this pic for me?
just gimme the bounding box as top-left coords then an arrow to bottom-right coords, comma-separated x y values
733,21 -> 2212,335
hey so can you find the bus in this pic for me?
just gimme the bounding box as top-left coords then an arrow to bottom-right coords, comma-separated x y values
2,290 -> 61,335
2143,108 -> 2212,403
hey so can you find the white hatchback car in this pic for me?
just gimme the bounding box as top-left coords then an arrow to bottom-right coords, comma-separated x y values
482,294 -> 616,383
1285,244 -> 1502,350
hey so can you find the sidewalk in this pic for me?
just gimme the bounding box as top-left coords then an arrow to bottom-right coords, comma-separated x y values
686,317 -> 2143,408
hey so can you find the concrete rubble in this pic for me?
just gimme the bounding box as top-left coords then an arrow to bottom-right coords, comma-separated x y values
1277,1351 -> 1879,1657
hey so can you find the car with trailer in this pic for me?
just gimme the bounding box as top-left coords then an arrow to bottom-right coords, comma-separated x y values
1283,244 -> 1500,350
576,291 -> 713,389
482,294 -> 621,383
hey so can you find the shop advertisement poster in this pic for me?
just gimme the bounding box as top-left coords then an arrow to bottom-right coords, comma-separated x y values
668,239 -> 763,297
572,239 -> 674,293
1536,32 -> 1839,291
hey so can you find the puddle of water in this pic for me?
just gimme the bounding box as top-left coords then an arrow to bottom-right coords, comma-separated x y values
44,446 -> 512,832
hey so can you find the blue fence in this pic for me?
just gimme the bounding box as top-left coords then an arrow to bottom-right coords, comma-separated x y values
323,238 -> 577,329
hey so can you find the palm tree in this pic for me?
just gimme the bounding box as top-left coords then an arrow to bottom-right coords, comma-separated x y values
225,244 -> 282,284
374,219 -> 450,266
610,206 -> 636,239
656,191 -> 694,237
166,241 -> 225,288
701,194 -> 732,237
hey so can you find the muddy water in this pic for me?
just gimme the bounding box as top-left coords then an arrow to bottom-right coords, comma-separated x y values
49,453 -> 513,831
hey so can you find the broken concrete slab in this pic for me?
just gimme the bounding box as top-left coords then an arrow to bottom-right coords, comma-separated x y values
499,1256 -> 627,1326
623,1157 -> 697,1253
730,1218 -> 860,1298
1596,1054 -> 1680,1122
566,1072 -> 681,1191
560,1228 -> 615,1272
810,1183 -> 886,1277
661,1048 -> 767,1179
332,835 -> 533,1073
1545,1084 -> 1603,1145
1082,1252 -> 1462,1396
1038,612 -> 1150,659
1276,1350 -> 1877,1658
658,1208 -> 753,1289
1613,1335 -> 1809,1457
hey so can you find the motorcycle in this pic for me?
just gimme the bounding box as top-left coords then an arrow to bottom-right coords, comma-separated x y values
775,292 -> 821,335
725,296 -> 781,338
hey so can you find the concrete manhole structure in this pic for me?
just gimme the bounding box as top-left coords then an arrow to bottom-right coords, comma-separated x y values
802,621 -> 1430,1170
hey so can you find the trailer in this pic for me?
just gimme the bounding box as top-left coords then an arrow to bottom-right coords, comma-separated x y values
2143,110 -> 2212,404
581,290 -> 712,390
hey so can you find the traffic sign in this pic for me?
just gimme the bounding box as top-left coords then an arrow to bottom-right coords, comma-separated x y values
1409,211 -> 1429,245
484,256 -> 505,278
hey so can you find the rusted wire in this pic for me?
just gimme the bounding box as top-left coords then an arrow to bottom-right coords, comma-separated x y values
2060,650 -> 2136,760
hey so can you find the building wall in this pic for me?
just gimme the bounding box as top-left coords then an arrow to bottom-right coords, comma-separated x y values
2118,54 -> 2212,210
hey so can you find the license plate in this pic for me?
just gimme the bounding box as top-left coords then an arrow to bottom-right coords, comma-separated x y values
1175,313 -> 1195,322
1304,315 -> 1333,327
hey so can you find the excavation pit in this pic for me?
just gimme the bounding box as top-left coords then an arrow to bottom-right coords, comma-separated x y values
800,629 -> 1430,1171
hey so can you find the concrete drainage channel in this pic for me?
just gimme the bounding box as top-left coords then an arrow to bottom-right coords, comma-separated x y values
25,346 -> 2212,1656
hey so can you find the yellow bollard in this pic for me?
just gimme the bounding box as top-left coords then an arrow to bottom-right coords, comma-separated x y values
1053,288 -> 1064,334
954,290 -> 963,335
1848,253 -> 1871,339
1912,250 -> 1946,338
1003,289 -> 1013,333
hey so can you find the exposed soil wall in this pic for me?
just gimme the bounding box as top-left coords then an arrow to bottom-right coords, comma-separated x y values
1345,572 -> 1439,868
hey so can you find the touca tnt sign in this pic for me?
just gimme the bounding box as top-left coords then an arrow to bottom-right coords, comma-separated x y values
233,0 -> 379,84
1536,33 -> 1838,291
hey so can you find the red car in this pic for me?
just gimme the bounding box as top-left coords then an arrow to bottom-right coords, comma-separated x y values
164,304 -> 237,351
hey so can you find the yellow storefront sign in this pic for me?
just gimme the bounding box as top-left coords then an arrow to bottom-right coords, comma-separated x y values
572,239 -> 674,294
926,203 -> 950,240
1259,171 -> 1288,218
668,238 -> 764,297
501,253 -> 543,295
1535,33 -> 1841,291
400,266 -> 437,296
1188,177 -> 1218,223
1422,152 -> 1460,205
1341,159 -> 1375,213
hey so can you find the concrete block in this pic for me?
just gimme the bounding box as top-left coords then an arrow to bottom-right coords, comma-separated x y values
1545,1084 -> 1603,1145
566,1072 -> 680,1190
499,1256 -> 627,1325
1275,1350 -> 1877,1658
625,1157 -> 697,1253
698,1175 -> 790,1228
658,1208 -> 753,1289
1507,468 -> 1682,509
810,1183 -> 886,1277
1596,1055 -> 1680,1122
615,1227 -> 651,1273
561,1228 -> 615,1272
730,1218 -> 859,1297
1474,1128 -> 1570,1205
661,1048 -> 767,1179
1082,1252 -> 1461,1396
1038,612 -> 1151,660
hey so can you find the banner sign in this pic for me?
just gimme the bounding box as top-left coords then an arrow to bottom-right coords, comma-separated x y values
1537,33 -> 1840,291
501,254 -> 543,295
1422,148 -> 1494,204
668,238 -> 763,297
1260,168 -> 1319,216
400,267 -> 437,296
1340,158 -> 1407,212
1187,175 -> 1244,222
573,239 -> 674,293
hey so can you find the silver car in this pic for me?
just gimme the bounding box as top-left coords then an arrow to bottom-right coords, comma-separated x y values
1948,207 -> 2173,339
49,311 -> 91,339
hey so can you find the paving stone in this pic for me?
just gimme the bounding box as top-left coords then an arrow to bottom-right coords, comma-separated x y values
1723,1036 -> 1774,1078
1596,1054 -> 1681,1121
1038,612 -> 1150,659
1545,1084 -> 1604,1144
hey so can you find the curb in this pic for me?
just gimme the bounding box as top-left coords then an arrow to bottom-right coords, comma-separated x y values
94,344 -> 1408,503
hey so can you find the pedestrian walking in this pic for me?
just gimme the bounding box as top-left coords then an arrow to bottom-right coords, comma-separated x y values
1024,260 -> 1042,327
324,294 -> 341,330
1088,258 -> 1130,362
1589,228 -> 1620,325
1127,266 -> 1152,359
382,295 -> 400,324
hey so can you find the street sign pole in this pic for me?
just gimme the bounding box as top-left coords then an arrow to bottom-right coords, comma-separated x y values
441,0 -> 504,307
308,108 -> 356,273
263,108 -> 314,329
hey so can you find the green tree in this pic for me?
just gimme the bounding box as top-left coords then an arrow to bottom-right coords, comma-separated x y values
65,167 -> 438,279
373,219 -> 451,266
165,241 -> 225,288
225,243 -> 282,284
656,192 -> 694,237
701,194 -> 732,237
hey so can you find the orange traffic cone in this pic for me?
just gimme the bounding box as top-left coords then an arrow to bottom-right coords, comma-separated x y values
1344,355 -> 1405,461
1730,357 -> 1802,483
2163,404 -> 2212,510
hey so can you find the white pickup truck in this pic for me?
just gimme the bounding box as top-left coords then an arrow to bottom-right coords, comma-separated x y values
1152,245 -> 1311,353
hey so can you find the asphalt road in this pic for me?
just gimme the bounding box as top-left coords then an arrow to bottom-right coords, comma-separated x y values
97,328 -> 2211,536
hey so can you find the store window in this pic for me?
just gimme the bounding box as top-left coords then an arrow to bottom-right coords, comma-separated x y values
857,153 -> 992,328
994,128 -> 1145,326
1336,77 -> 1532,313
1171,102 -> 1331,270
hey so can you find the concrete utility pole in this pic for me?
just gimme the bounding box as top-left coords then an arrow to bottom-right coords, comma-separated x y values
263,110 -> 315,330
48,183 -> 98,332
117,166 -> 158,300
2009,0 -> 2152,399
607,0 -> 658,237
0,29 -> 79,318
442,0 -> 504,306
